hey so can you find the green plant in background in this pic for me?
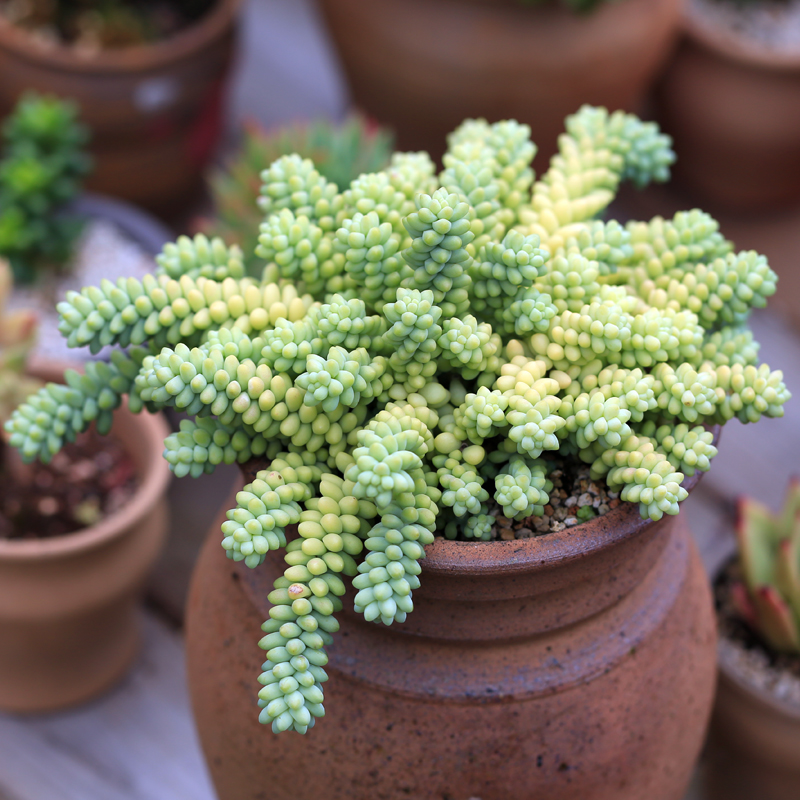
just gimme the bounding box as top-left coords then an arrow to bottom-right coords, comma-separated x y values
5,105 -> 791,734
203,116 -> 394,276
0,259 -> 40,423
0,93 -> 91,284
732,479 -> 800,654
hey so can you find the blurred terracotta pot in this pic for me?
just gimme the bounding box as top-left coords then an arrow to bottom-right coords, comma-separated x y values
655,1 -> 800,210
186,465 -> 716,800
0,0 -> 242,216
0,364 -> 171,713
704,599 -> 800,799
316,0 -> 685,167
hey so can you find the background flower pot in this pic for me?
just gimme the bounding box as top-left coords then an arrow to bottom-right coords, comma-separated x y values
654,0 -> 800,210
0,0 -> 242,217
704,649 -> 800,800
186,467 -> 716,800
0,364 -> 171,713
316,0 -> 685,166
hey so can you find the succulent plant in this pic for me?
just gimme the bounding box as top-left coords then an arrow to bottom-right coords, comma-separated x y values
0,93 -> 91,283
732,479 -> 800,654
0,259 -> 40,424
203,116 -> 394,275
5,105 -> 791,733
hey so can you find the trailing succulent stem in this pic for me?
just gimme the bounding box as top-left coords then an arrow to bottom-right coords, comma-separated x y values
4,105 -> 791,733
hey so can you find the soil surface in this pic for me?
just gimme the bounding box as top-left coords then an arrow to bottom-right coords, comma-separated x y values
715,557 -> 800,709
692,0 -> 800,55
0,428 -> 138,540
487,457 -> 619,540
0,1 -> 216,50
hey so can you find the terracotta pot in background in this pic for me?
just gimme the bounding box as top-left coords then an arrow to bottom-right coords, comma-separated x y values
655,1 -> 800,210
704,588 -> 800,800
0,365 -> 171,713
186,467 -> 717,800
0,0 -> 242,217
316,0 -> 685,168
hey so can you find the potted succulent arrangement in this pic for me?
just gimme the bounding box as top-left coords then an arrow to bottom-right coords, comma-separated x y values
315,0 -> 685,166
705,480 -> 800,800
0,0 -> 242,214
5,105 -> 791,797
0,257 -> 171,712
655,0 -> 800,209
200,115 -> 394,276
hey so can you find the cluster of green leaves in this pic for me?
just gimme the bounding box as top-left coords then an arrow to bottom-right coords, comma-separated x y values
5,104 -> 791,734
204,116 -> 394,275
0,93 -> 91,283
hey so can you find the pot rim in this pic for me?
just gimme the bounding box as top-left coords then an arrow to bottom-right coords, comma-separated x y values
684,0 -> 800,70
422,466 -> 705,576
0,360 -> 171,562
0,0 -> 242,74
717,637 -> 800,723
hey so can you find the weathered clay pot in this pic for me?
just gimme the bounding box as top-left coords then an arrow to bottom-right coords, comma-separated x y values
186,466 -> 717,799
704,567 -> 800,800
0,0 -> 241,216
655,0 -> 800,210
316,0 -> 685,167
0,365 -> 171,712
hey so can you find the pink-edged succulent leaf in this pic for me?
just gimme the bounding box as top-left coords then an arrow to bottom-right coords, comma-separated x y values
779,476 -> 800,535
736,495 -> 778,590
730,581 -> 759,629
751,585 -> 800,654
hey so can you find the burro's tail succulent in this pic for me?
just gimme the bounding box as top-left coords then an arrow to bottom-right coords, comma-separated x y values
4,106 -> 791,733
732,479 -> 800,654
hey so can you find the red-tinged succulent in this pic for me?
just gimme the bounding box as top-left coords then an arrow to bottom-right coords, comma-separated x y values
732,478 -> 800,653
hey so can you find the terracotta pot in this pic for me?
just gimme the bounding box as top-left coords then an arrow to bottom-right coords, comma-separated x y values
315,0 -> 685,167
0,365 -> 171,713
0,0 -> 242,216
186,466 -> 717,800
704,583 -> 800,799
655,1 -> 800,210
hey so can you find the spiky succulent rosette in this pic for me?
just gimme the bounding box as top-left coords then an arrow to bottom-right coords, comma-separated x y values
4,105 -> 791,734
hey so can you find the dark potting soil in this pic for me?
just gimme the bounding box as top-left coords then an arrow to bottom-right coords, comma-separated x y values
0,0 -> 217,49
693,0 -> 800,55
715,557 -> 800,709
0,429 -> 138,541
488,457 -> 620,541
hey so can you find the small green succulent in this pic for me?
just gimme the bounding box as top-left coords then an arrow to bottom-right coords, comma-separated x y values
0,93 -> 91,284
732,480 -> 800,654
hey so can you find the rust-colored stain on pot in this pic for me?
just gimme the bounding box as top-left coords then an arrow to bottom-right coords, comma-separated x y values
186,471 -> 717,800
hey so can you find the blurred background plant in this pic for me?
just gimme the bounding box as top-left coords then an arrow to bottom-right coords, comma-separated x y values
732,479 -> 800,654
519,0 -> 619,11
0,258 -> 39,424
0,0 -> 216,49
0,92 -> 91,284
202,115 -> 393,275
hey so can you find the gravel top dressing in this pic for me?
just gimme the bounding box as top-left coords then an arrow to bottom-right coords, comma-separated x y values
694,0 -> 800,55
10,218 -> 155,363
